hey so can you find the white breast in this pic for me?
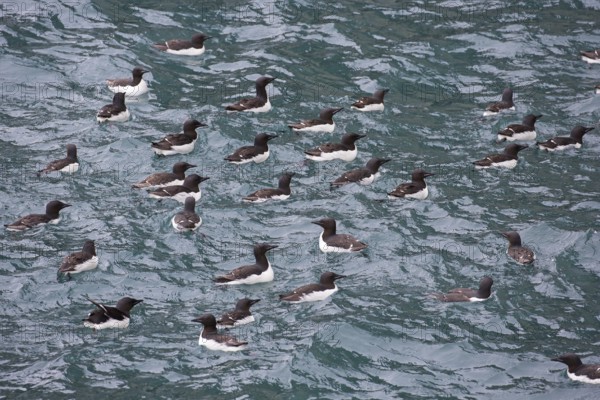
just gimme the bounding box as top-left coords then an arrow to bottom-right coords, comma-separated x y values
171,216 -> 202,232
293,122 -> 335,133
359,172 -> 379,185
491,159 -> 518,169
567,371 -> 600,384
405,186 -> 428,200
69,256 -> 99,273
498,130 -> 536,142
319,233 -> 353,253
198,337 -> 246,352
244,99 -> 271,113
97,109 -> 130,123
351,103 -> 384,112
219,263 -> 274,285
172,191 -> 201,204
250,150 -> 270,164
83,316 -> 130,330
482,106 -> 515,117
166,47 -> 205,56
468,297 -> 487,302
582,56 -> 600,64
296,286 -> 338,303
108,80 -> 149,97
216,315 -> 255,329
306,148 -> 357,162
59,162 -> 79,174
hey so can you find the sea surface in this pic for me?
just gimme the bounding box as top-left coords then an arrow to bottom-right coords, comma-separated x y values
1,0 -> 600,398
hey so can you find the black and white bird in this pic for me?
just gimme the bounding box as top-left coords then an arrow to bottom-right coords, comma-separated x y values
483,88 -> 515,116
279,272 -> 346,303
288,107 -> 343,133
151,119 -> 207,156
224,133 -> 277,164
501,231 -> 535,265
497,114 -> 542,142
388,169 -> 434,200
434,277 -> 494,302
148,174 -> 209,203
473,144 -> 528,169
58,240 -> 98,277
37,144 -> 79,176
171,196 -> 202,232
106,67 -> 149,97
242,172 -> 294,203
595,84 -> 600,94
216,298 -> 260,328
552,353 -> 600,384
351,89 -> 389,112
132,162 -> 196,189
581,49 -> 600,64
536,125 -> 594,152
96,92 -> 129,123
214,243 -> 278,285
304,133 -> 366,162
82,296 -> 143,330
191,314 -> 248,352
225,76 -> 275,112
312,218 -> 367,253
153,33 -> 211,56
331,157 -> 390,187
5,200 -> 71,231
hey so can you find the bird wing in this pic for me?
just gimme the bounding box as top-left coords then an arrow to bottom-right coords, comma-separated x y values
485,100 -> 510,112
305,142 -> 341,156
225,146 -> 256,162
288,118 -> 322,130
38,158 -> 71,175
352,96 -> 375,108
279,283 -> 321,301
164,39 -> 192,50
388,182 -> 419,197
225,98 -> 263,111
331,168 -> 369,186
243,188 -> 279,201
59,251 -> 89,272
5,214 -> 47,229
214,264 -> 263,283
150,185 -> 187,197
174,211 -> 200,228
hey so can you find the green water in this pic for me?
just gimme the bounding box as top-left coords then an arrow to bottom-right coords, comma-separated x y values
1,1 -> 600,398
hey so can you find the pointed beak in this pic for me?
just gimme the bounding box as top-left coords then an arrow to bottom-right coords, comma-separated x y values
380,159 -> 391,165
249,299 -> 261,306
266,244 -> 279,251
332,108 -> 343,115
333,274 -> 347,280
311,220 -> 324,227
500,231 -> 509,238
424,172 -> 435,177
188,164 -> 197,168
200,176 -> 210,183
535,114 -> 543,119
63,203 -> 72,208
267,134 -> 279,140
133,299 -> 144,306
191,317 -> 203,323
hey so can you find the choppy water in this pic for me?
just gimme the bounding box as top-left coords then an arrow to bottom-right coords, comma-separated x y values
1,0 -> 600,398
